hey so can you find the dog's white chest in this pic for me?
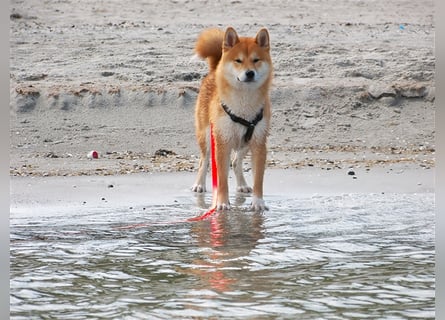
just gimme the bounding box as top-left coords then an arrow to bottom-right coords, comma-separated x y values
216,115 -> 268,150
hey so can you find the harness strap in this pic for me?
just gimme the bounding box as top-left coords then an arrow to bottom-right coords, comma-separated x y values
221,102 -> 264,142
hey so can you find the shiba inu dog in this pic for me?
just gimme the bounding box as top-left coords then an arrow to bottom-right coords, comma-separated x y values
191,27 -> 273,211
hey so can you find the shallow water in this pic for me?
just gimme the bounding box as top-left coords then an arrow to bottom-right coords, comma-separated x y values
10,193 -> 434,319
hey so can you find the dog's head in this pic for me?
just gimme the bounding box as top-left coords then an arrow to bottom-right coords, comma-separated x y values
220,27 -> 272,89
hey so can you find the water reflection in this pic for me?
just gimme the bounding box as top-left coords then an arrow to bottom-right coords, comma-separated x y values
185,209 -> 264,292
10,193 -> 435,319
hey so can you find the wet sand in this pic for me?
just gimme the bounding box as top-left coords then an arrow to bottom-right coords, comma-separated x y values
11,165 -> 434,216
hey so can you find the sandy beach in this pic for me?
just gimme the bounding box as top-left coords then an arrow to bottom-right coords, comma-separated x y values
10,0 -> 435,187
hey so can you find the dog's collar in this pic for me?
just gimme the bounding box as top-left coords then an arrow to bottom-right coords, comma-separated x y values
221,102 -> 264,143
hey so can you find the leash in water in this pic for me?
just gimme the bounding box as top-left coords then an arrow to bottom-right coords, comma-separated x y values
116,123 -> 218,229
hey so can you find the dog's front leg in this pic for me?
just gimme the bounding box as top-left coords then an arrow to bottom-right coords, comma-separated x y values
192,127 -> 210,193
251,143 -> 268,211
215,138 -> 231,210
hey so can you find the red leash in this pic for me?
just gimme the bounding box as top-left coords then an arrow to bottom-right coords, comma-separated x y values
116,124 -> 218,229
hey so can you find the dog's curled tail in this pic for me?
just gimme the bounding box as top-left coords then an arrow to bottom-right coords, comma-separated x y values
194,28 -> 225,72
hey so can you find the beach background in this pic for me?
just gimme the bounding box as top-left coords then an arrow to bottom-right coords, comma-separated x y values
8,1 -> 437,318
9,0 -> 434,186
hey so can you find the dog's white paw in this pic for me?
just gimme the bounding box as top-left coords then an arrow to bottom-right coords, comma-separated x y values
251,196 -> 269,212
237,185 -> 252,193
191,184 -> 206,193
216,202 -> 231,211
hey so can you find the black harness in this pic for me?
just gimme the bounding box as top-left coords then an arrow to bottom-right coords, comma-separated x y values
221,102 -> 264,143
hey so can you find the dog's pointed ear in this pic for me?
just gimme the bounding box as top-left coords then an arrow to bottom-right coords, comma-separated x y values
256,28 -> 270,49
224,27 -> 239,49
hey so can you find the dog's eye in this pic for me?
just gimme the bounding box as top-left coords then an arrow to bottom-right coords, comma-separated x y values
234,59 -> 242,64
253,58 -> 260,63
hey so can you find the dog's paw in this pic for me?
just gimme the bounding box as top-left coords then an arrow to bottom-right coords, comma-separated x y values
237,185 -> 252,193
216,202 -> 231,211
191,184 -> 206,193
250,196 -> 269,212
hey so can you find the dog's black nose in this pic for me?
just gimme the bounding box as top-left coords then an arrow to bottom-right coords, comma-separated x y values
245,70 -> 255,80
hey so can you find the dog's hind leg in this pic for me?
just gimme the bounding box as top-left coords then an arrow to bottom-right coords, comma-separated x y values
232,146 -> 252,193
